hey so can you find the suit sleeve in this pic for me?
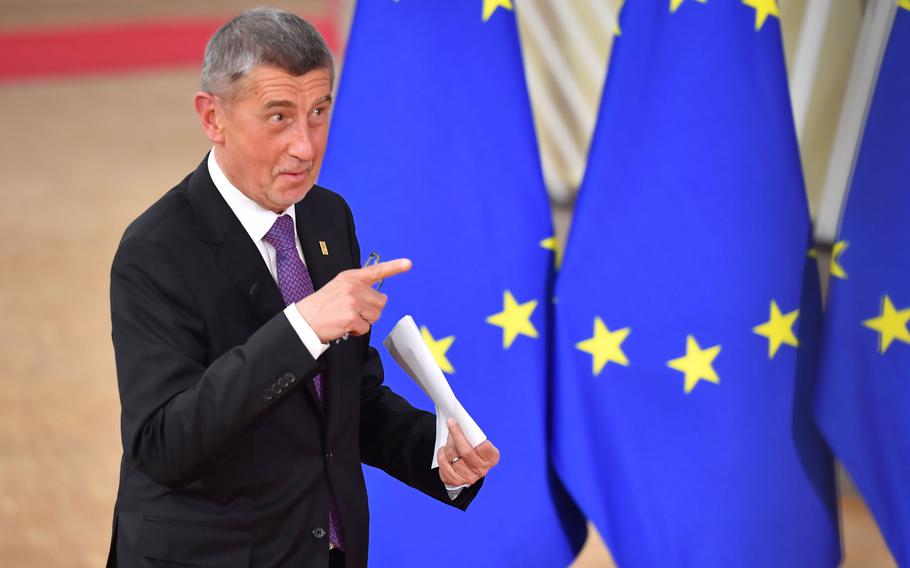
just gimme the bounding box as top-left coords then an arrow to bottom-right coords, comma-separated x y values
110,235 -> 321,489
338,200 -> 483,510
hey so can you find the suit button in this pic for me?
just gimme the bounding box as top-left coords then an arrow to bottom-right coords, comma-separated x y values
282,372 -> 295,384
326,451 -> 334,462
263,390 -> 274,401
312,527 -> 326,539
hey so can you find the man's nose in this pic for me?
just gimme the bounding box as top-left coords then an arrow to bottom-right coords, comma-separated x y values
288,123 -> 316,162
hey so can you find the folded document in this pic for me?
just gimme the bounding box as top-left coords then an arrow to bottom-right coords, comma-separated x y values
382,315 -> 486,471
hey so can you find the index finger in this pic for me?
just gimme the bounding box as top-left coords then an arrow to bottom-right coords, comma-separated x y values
351,258 -> 412,285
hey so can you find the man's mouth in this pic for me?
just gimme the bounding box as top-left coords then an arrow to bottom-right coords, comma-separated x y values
276,161 -> 314,182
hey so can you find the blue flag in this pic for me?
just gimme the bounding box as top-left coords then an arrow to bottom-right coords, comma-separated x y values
319,2 -> 586,565
552,1 -> 839,565
815,7 -> 910,564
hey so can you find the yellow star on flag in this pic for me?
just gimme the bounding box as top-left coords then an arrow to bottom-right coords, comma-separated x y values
667,335 -> 721,394
753,300 -> 799,358
863,295 -> 910,354
670,0 -> 707,14
421,326 -> 456,374
808,240 -> 847,279
576,317 -> 630,376
830,240 -> 848,279
482,0 -> 512,22
539,236 -> 564,269
900,0 -> 910,13
486,290 -> 538,349
742,0 -> 779,30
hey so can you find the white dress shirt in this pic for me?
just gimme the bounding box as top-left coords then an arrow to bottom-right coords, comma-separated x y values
207,149 -> 329,361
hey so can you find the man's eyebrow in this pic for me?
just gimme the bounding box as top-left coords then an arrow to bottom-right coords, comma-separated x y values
313,94 -> 333,106
263,99 -> 296,110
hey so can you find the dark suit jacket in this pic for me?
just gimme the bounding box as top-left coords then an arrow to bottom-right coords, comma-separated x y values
107,156 -> 481,568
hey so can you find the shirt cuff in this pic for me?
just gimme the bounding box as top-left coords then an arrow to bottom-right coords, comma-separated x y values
283,304 -> 330,360
445,484 -> 467,500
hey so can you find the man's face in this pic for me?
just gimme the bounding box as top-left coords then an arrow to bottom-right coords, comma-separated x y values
215,65 -> 333,212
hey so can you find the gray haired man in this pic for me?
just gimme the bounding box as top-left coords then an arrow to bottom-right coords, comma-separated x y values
107,8 -> 499,568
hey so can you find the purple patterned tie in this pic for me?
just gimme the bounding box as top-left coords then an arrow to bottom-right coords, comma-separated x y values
263,214 -> 345,551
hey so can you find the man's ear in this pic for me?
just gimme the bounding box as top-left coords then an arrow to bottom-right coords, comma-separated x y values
194,92 -> 225,144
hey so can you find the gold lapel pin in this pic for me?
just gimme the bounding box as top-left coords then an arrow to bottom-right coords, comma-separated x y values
319,241 -> 329,256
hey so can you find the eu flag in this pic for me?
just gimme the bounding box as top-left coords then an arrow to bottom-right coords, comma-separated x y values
815,6 -> 910,564
552,1 -> 839,564
318,1 -> 586,565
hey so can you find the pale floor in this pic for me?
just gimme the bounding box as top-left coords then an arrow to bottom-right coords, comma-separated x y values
0,67 -> 896,568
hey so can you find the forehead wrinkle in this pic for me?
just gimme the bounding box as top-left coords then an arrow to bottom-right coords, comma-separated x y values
224,65 -> 333,103
255,78 -> 331,110
222,67 -> 331,113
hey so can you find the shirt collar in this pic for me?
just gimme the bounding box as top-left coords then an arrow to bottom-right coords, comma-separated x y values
207,148 -> 297,244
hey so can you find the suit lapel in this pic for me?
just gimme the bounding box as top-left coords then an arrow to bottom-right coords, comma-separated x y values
214,228 -> 286,324
187,156 -> 286,324
294,199 -> 336,292
295,190 -> 351,422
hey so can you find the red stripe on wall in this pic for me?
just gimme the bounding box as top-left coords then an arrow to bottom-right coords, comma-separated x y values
0,17 -> 337,83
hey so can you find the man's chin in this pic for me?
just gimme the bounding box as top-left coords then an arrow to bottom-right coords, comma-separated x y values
269,180 -> 312,209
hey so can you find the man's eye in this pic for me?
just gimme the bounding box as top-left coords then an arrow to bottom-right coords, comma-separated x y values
270,113 -> 284,122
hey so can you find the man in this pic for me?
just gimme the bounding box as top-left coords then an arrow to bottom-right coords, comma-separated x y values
107,9 -> 499,567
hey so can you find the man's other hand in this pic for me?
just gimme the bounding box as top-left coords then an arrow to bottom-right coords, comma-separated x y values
295,258 -> 412,342
437,418 -> 500,487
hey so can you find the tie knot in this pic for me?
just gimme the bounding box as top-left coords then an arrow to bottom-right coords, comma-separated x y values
264,214 -> 296,252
